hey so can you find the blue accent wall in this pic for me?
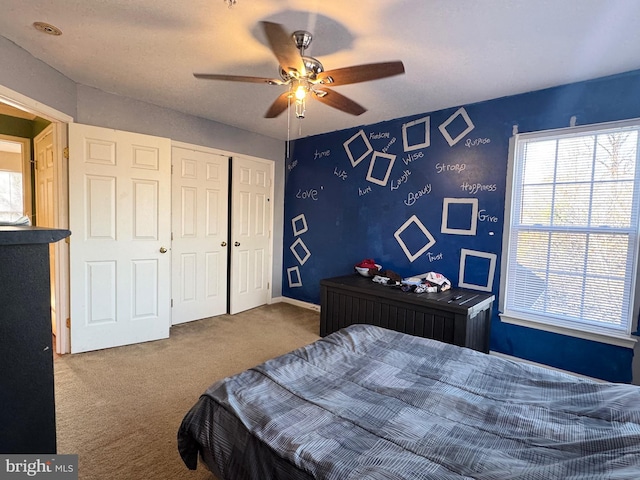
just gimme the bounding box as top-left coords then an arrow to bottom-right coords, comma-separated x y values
282,69 -> 640,383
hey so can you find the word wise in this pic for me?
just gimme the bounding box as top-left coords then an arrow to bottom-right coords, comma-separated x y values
402,150 -> 424,166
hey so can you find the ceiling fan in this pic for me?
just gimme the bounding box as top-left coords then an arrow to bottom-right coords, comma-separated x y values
194,21 -> 405,119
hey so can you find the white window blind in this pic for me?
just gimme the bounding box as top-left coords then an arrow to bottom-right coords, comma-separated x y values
502,121 -> 640,341
0,170 -> 24,222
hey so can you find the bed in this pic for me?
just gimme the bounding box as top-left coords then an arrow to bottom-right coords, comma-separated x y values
178,324 -> 640,479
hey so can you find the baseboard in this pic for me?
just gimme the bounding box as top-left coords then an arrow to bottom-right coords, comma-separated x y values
489,351 -> 603,382
271,296 -> 321,312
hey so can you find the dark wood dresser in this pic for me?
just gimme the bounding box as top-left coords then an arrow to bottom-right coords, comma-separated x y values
0,226 -> 71,454
320,274 -> 495,353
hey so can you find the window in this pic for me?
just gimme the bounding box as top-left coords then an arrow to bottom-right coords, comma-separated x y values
500,120 -> 640,347
0,170 -> 24,222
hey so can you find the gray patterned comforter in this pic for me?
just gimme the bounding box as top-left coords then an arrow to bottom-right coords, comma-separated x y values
178,324 -> 640,479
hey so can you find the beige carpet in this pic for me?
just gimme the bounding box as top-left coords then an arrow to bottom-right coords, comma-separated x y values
54,303 -> 320,480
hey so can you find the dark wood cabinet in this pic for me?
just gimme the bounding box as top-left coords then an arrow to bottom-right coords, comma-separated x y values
320,274 -> 495,353
0,226 -> 71,454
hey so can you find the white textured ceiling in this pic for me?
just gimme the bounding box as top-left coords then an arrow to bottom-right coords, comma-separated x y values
1,0 -> 639,140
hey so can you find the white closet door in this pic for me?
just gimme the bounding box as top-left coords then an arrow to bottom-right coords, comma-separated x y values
69,123 -> 171,353
171,146 -> 229,324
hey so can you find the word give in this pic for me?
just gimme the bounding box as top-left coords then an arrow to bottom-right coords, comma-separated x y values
478,209 -> 498,222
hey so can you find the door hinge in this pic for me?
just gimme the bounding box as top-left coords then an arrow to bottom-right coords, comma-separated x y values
63,147 -> 69,159
171,299 -> 174,308
66,318 -> 71,328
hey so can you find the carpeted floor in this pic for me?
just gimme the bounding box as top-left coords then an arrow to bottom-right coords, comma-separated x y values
54,302 -> 320,480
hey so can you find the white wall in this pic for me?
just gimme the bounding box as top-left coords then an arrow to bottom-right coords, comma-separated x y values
0,35 -> 285,298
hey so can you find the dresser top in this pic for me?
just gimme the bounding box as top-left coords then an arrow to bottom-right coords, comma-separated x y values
0,226 -> 71,246
321,274 -> 495,314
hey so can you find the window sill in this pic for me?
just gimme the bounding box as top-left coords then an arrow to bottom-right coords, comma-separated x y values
499,313 -> 637,349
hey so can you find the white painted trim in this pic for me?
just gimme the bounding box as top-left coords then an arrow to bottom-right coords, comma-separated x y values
0,84 -> 73,354
489,350 -> 605,382
0,84 -> 73,123
499,313 -> 637,349
273,296 -> 321,312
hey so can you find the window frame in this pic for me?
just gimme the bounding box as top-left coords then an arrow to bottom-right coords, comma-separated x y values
499,119 -> 640,349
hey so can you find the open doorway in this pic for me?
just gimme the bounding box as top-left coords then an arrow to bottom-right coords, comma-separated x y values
0,87 -> 72,354
0,134 -> 31,225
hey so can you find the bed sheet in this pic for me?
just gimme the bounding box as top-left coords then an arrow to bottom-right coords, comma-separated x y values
178,324 -> 640,479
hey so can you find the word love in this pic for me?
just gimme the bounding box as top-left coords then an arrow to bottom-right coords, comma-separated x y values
296,188 -> 319,200
404,184 -> 432,206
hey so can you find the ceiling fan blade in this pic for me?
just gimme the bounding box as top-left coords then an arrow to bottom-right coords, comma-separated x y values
313,88 -> 367,116
264,92 -> 291,118
260,21 -> 305,76
317,61 -> 405,86
194,73 -> 283,84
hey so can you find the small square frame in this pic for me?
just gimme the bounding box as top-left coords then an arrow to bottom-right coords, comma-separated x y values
458,248 -> 496,292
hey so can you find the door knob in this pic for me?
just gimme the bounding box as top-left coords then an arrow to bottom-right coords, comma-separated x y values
234,241 -> 240,247
159,247 -> 167,253
221,241 -> 227,247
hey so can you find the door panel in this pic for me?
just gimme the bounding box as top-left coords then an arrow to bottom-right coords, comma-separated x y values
230,156 -> 273,314
69,123 -> 171,353
34,127 -> 57,334
171,146 -> 228,324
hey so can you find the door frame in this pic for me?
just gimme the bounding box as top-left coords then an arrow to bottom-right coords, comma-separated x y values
0,84 -> 73,354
